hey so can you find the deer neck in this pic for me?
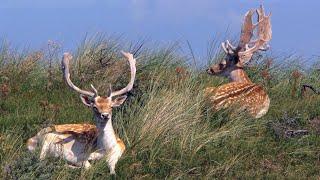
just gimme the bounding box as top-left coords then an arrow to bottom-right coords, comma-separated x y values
229,68 -> 252,84
95,116 -> 118,150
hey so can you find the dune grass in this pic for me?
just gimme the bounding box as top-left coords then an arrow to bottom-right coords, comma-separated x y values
1,36 -> 320,179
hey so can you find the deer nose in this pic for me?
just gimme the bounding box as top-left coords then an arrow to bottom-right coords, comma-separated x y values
100,113 -> 110,120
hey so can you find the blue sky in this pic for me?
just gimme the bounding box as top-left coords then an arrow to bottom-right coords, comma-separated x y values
0,0 -> 319,62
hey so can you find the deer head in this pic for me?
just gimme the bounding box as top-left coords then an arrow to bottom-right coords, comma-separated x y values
61,51 -> 136,124
207,5 -> 272,82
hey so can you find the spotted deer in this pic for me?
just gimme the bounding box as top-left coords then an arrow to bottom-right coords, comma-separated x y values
27,51 -> 136,174
205,6 -> 272,118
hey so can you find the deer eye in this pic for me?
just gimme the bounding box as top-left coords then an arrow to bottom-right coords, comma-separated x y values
93,107 -> 99,112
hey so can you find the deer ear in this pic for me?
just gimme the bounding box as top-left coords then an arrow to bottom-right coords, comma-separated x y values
80,95 -> 93,107
111,95 -> 127,107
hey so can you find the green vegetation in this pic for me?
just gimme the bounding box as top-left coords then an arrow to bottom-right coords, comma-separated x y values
1,36 -> 320,179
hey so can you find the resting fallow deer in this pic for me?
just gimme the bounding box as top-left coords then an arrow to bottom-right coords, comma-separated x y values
27,51 -> 136,174
205,6 -> 272,118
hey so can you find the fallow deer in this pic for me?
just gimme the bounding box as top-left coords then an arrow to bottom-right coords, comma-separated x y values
27,51 -> 136,174
205,6 -> 272,118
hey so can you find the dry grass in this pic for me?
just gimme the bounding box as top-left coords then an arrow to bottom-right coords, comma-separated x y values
1,36 -> 320,179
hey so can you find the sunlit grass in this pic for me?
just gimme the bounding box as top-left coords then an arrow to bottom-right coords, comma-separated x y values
1,35 -> 320,179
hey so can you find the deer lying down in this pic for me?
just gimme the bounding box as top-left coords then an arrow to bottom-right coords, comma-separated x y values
206,6 -> 272,118
27,51 -> 136,174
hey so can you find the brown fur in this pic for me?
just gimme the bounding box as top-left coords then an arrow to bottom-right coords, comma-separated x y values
205,82 -> 269,118
117,138 -> 126,152
52,124 -> 126,151
26,138 -> 37,149
95,97 -> 112,113
53,124 -> 98,144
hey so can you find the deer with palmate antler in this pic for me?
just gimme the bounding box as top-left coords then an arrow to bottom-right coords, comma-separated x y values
27,51 -> 136,174
205,5 -> 272,118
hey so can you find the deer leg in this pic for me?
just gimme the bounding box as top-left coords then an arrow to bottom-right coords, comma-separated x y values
65,161 -> 91,170
66,164 -> 81,169
84,161 -> 92,170
109,165 -> 116,175
108,156 -> 120,175
107,147 -> 124,175
88,150 -> 106,161
39,142 -> 50,160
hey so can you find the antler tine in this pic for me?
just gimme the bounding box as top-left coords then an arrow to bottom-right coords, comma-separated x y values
106,84 -> 112,97
238,9 -> 255,48
221,40 -> 236,55
226,40 -> 236,51
110,51 -> 136,97
221,42 -> 229,54
257,5 -> 272,42
61,52 -> 95,97
90,84 -> 98,97
222,42 -> 232,54
238,5 -> 272,64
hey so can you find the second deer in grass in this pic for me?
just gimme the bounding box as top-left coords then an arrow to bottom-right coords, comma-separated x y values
27,51 -> 136,174
205,6 -> 272,118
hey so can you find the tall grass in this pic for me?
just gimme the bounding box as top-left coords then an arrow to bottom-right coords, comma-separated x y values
1,35 -> 320,179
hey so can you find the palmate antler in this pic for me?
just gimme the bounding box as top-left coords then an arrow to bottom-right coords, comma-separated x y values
222,5 -> 272,64
61,51 -> 136,98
